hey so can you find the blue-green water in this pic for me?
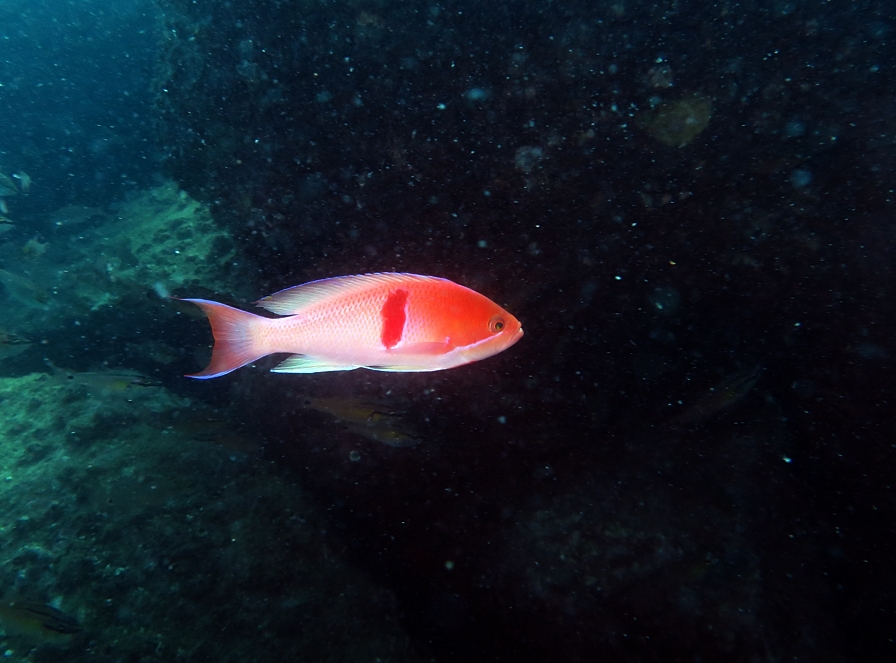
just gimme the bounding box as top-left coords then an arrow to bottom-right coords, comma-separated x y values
0,1 -> 893,661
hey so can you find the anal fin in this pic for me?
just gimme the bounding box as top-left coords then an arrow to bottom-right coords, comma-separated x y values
272,354 -> 359,374
363,364 -> 440,373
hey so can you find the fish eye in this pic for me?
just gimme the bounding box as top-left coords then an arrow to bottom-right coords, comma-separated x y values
489,315 -> 506,333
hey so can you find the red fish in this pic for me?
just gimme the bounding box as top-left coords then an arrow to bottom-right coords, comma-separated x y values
182,273 -> 523,378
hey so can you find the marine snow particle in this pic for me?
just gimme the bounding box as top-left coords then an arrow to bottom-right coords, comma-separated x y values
648,286 -> 681,315
791,168 -> 812,189
646,64 -> 674,88
636,93 -> 712,147
514,145 -> 544,174
464,87 -> 491,102
784,120 -> 806,137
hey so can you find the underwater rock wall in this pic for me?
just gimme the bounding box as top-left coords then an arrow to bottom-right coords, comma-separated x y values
0,179 -> 429,660
151,1 -> 896,661
0,371 -> 422,662
0,182 -> 247,333
154,0 -> 895,289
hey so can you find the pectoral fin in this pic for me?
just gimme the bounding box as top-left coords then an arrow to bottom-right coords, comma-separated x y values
386,341 -> 453,355
364,364 -> 442,372
360,341 -> 456,371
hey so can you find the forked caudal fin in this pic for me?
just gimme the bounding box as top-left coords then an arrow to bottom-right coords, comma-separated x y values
178,298 -> 268,379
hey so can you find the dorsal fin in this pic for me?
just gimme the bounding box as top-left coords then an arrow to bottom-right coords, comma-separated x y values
254,273 -> 447,316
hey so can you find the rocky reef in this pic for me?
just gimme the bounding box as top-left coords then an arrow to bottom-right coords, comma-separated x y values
31,0 -> 888,660
0,370 -> 422,662
0,182 -> 248,333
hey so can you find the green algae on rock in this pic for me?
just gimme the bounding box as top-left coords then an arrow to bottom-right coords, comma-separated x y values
65,182 -> 243,310
0,372 -> 424,662
0,181 -> 249,332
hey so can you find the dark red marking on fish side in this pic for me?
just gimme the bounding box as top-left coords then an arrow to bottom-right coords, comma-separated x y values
381,289 -> 409,349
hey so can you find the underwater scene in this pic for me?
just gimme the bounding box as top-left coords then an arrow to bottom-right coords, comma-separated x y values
0,0 -> 894,661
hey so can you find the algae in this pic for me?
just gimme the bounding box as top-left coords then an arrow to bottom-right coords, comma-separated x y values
0,371 -> 422,661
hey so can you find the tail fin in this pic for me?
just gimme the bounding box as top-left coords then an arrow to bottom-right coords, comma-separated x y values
179,298 -> 267,379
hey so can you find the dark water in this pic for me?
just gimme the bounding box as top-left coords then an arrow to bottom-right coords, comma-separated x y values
0,0 -> 894,661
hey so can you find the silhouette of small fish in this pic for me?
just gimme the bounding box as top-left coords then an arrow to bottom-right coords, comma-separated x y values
45,360 -> 162,393
0,329 -> 31,360
668,366 -> 763,425
11,171 -> 31,194
0,601 -> 81,646
0,173 -> 17,198
302,395 -> 422,447
0,267 -> 50,306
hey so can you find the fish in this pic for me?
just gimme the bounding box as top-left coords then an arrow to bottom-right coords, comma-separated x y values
302,394 -> 422,447
11,171 -> 31,194
667,366 -> 763,425
162,411 -> 261,455
0,330 -> 30,346
0,173 -> 17,198
0,329 -> 31,360
49,204 -> 106,229
45,360 -> 162,393
0,600 -> 81,646
0,267 -> 50,306
181,272 -> 523,378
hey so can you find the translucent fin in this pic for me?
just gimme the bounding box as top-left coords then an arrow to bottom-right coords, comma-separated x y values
255,273 -> 448,316
271,354 -> 359,374
180,298 -> 266,379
